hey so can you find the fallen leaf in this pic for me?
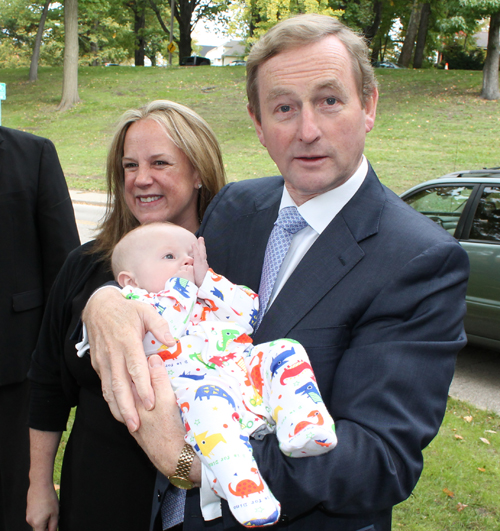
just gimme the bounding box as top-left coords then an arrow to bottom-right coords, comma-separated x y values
54,484 -> 60,491
454,434 -> 464,440
485,430 -> 496,434
457,502 -> 468,512
480,438 -> 491,445
478,467 -> 486,472
443,488 -> 454,497
463,416 -> 473,422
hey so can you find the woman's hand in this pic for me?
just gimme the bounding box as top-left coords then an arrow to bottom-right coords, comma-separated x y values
83,287 -> 176,432
26,481 -> 59,531
131,355 -> 201,485
27,429 -> 62,531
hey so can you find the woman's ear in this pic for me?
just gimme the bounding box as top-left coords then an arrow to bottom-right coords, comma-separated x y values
117,271 -> 139,288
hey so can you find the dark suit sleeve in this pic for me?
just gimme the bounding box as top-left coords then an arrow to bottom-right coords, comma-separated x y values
35,138 -> 80,299
250,240 -> 469,519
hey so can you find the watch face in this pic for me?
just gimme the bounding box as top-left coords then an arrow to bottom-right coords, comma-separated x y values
169,475 -> 193,490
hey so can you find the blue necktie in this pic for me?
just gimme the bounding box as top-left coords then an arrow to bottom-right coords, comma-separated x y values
161,486 -> 186,529
256,206 -> 308,328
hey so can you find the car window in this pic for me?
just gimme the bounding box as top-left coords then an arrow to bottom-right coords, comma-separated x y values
469,186 -> 500,243
404,186 -> 474,235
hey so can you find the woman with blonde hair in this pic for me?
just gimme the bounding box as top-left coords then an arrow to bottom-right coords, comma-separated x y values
26,100 -> 226,531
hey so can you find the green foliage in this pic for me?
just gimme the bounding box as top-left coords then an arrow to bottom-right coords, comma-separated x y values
245,0 -> 342,42
441,42 -> 486,69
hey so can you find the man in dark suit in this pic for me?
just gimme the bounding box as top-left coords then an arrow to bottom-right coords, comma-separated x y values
83,14 -> 469,531
0,126 -> 80,530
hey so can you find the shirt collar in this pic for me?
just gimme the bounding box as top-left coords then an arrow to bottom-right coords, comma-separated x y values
279,156 -> 368,234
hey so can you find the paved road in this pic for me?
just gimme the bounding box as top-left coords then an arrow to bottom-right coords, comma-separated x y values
70,191 -> 500,416
450,345 -> 500,414
71,190 -> 106,244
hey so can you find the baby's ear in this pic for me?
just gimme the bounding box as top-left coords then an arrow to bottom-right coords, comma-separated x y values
117,271 -> 138,288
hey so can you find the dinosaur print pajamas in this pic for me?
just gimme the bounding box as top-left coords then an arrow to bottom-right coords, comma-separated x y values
122,270 -> 337,527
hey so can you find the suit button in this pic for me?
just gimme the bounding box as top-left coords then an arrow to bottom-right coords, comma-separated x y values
157,489 -> 162,501
279,514 -> 289,523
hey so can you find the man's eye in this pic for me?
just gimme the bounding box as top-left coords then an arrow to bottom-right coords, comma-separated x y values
279,105 -> 291,113
164,254 -> 174,259
326,97 -> 337,105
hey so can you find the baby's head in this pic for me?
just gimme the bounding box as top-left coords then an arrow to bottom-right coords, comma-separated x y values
112,222 -> 197,293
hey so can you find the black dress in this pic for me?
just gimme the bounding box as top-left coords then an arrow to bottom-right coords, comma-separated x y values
29,242 -> 157,530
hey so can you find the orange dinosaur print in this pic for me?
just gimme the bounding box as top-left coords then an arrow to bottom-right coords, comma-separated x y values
290,410 -> 324,437
158,340 -> 182,362
228,468 -> 265,498
249,350 -> 264,395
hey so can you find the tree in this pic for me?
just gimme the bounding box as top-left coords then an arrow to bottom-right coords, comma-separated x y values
148,0 -> 231,60
398,0 -> 422,66
481,10 -> 500,99
29,0 -> 51,81
413,2 -> 431,67
58,0 -> 81,110
460,0 -> 500,99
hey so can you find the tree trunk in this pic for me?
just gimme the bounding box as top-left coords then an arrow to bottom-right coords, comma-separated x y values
90,21 -> 99,66
29,0 -> 51,82
480,11 -> 500,100
398,0 -> 422,67
364,0 -> 383,43
57,0 -> 81,111
134,2 -> 146,66
176,0 -> 192,59
413,2 -> 431,69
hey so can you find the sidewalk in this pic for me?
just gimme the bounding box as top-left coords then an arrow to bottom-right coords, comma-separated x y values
70,189 -> 108,206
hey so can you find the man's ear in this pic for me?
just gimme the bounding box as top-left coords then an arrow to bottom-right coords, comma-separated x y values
247,104 -> 267,148
117,271 -> 139,288
364,87 -> 378,133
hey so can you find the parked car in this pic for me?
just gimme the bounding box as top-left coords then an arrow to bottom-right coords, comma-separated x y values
180,56 -> 211,66
372,61 -> 401,69
227,60 -> 246,66
400,169 -> 500,350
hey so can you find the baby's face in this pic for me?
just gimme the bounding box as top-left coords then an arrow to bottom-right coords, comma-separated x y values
133,226 -> 197,293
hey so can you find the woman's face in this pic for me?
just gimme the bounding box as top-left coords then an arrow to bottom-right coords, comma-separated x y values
123,118 -> 201,232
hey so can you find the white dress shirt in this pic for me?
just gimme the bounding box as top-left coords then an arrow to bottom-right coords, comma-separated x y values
267,156 -> 368,309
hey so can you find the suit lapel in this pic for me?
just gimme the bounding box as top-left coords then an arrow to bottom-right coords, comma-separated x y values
254,167 -> 386,341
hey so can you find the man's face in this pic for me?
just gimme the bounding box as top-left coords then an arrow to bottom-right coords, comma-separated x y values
248,35 -> 378,206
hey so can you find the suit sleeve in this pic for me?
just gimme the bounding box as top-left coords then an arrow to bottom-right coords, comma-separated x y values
36,138 -> 80,299
250,240 -> 469,519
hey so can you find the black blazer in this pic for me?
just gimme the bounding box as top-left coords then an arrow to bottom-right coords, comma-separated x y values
0,126 -> 80,386
153,167 -> 469,531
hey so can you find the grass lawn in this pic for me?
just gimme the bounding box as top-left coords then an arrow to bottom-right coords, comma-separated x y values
3,65 -> 498,528
53,399 -> 499,530
1,66 -> 498,194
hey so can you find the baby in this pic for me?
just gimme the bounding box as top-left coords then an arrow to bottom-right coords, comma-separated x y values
111,222 -> 337,527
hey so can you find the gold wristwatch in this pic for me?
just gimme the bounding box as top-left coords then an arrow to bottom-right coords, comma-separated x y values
168,443 -> 195,490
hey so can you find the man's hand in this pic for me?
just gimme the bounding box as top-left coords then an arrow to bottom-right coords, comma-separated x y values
131,355 -> 201,484
193,236 -> 209,287
83,287 -> 175,432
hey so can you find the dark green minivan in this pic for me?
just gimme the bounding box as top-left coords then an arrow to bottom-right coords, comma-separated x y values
401,169 -> 500,350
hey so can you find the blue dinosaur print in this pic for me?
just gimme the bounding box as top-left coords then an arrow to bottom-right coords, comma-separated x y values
270,347 -> 296,377
195,385 -> 236,409
172,277 -> 190,298
243,509 -> 280,527
295,382 -> 322,404
211,286 -> 224,301
180,371 -> 205,381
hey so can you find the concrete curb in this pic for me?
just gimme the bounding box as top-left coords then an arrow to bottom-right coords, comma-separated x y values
70,190 -> 108,206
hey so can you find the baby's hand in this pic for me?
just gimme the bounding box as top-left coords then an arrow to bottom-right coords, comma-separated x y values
193,237 -> 209,287
176,264 -> 195,284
